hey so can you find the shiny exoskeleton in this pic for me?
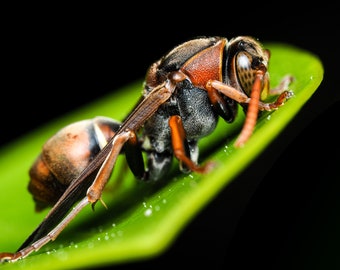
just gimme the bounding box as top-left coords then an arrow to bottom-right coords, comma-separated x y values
28,116 -> 121,212
0,35 -> 293,262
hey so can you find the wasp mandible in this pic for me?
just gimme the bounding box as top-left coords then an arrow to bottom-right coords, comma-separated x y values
0,36 -> 293,262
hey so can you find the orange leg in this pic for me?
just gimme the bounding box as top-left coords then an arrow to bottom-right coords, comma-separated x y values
169,115 -> 214,174
87,130 -> 132,206
206,79 -> 293,111
0,130 -> 134,262
206,74 -> 293,147
269,75 -> 294,96
206,87 -> 236,122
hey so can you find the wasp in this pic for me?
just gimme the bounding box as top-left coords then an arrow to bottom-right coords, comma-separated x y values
0,35 -> 293,262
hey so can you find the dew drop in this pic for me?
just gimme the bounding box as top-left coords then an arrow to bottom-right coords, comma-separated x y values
144,208 -> 153,217
224,144 -> 231,154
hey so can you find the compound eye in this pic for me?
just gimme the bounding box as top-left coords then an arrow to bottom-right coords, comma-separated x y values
235,52 -> 257,96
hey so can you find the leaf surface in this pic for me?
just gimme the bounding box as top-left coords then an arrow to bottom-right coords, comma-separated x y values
0,43 -> 323,269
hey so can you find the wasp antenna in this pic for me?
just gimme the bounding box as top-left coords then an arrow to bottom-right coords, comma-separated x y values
234,71 -> 262,148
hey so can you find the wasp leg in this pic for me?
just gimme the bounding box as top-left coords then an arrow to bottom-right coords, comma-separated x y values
0,197 -> 90,262
259,90 -> 293,111
269,75 -> 294,96
206,80 -> 250,104
206,87 -> 237,123
169,115 -> 214,173
206,78 -> 259,147
87,130 -> 132,207
207,79 -> 293,111
207,71 -> 293,147
0,131 -> 133,262
258,74 -> 294,110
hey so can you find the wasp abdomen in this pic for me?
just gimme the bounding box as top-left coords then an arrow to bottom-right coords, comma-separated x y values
28,116 -> 121,212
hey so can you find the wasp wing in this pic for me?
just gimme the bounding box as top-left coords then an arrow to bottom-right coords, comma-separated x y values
17,144 -> 112,250
17,81 -> 175,251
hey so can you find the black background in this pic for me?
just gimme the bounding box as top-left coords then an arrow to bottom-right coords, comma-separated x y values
2,5 -> 339,269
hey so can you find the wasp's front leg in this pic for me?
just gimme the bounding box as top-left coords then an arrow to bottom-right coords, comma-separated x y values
269,75 -> 294,96
258,90 -> 294,111
258,75 -> 294,111
206,75 -> 294,112
206,73 -> 294,147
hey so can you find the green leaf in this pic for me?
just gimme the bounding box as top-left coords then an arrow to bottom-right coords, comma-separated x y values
0,43 -> 323,269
